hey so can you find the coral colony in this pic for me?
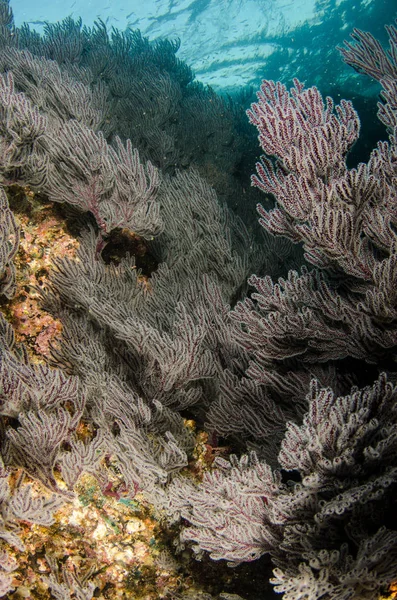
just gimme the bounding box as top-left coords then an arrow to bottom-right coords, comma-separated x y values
0,0 -> 397,597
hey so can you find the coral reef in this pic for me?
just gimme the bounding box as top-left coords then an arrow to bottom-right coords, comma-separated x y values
0,0 -> 397,598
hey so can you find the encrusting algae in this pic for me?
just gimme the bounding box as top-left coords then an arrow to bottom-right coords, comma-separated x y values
3,186 -> 78,362
1,189 -> 246,599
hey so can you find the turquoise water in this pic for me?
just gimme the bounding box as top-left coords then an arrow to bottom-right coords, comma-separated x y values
11,0 -> 396,94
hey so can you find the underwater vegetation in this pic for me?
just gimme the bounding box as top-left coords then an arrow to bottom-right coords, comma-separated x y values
0,0 -> 397,597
